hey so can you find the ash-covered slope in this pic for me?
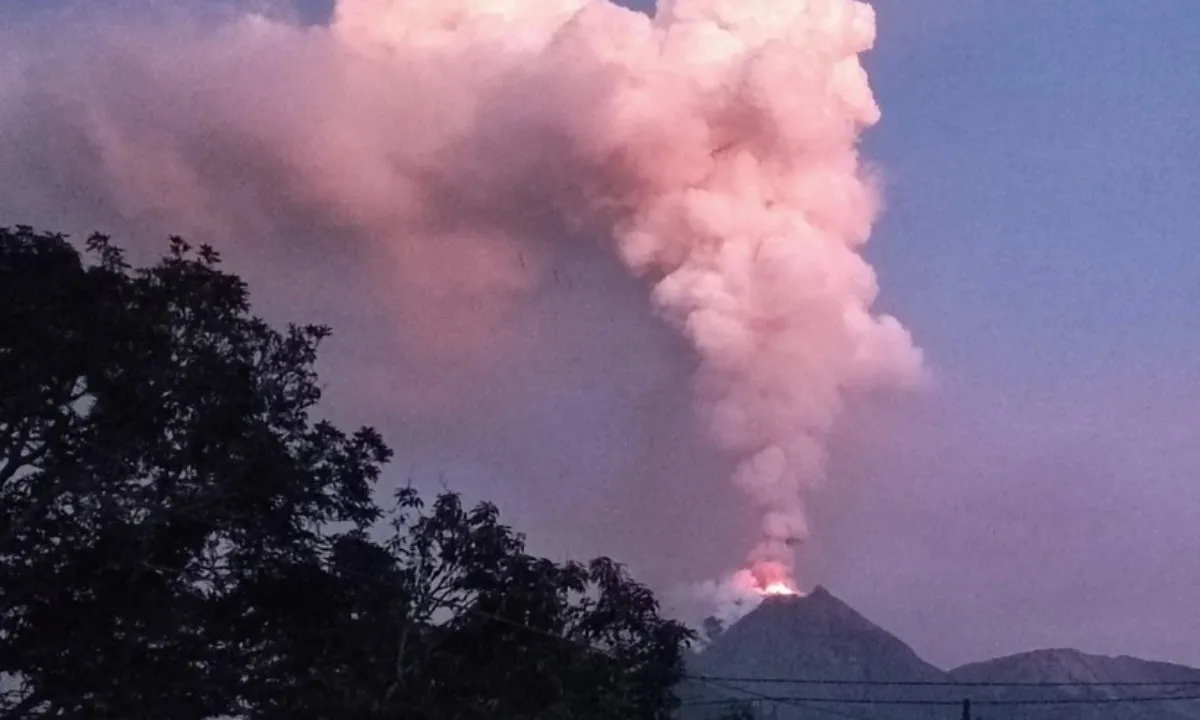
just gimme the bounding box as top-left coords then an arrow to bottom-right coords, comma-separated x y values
677,586 -> 1200,720
691,586 -> 945,683
951,649 -> 1200,720
679,586 -> 958,720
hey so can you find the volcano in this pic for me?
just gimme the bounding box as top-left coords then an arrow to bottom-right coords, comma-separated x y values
692,587 -> 945,685
678,586 -> 1200,720
680,586 -> 955,719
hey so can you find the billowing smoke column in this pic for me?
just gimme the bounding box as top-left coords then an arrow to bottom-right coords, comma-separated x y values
0,0 -> 923,604
346,0 -> 925,596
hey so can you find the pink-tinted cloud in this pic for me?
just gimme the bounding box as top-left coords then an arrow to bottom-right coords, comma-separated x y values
0,0 -> 922,616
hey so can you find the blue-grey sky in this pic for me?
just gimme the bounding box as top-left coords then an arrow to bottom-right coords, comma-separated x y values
2,0 -> 1198,670
815,0 -> 1200,669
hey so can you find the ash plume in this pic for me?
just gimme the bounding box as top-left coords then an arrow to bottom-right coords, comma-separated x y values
0,0 -> 923,607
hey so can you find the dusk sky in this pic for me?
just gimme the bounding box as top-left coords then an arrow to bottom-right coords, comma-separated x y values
821,0 -> 1200,669
2,0 -> 1197,670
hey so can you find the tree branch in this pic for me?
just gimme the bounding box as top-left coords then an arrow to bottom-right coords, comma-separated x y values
0,422 -> 36,489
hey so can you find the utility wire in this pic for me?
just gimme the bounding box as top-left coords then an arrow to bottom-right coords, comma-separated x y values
125,527 -> 1200,708
153,550 -> 1200,700
693,675 -> 878,720
687,674 -> 1200,688
681,692 -> 1200,708
399,598 -> 1200,711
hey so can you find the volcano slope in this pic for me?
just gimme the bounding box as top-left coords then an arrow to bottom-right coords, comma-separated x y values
678,586 -> 1200,720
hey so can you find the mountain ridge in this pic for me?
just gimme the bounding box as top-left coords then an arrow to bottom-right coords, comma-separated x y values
680,586 -> 1200,720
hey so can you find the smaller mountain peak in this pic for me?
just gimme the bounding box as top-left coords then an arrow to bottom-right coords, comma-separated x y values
1022,648 -> 1086,659
947,647 -> 1200,687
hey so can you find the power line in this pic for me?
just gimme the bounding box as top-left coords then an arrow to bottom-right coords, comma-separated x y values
306,572 -> 1200,712
681,692 -> 1200,708
146,549 -> 1200,704
347,598 -> 1200,711
687,673 -> 1200,688
75,522 -> 1200,710
983,692 -> 1200,706
693,676 -> 878,720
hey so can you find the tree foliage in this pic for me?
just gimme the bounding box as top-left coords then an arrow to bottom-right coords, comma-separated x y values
0,226 -> 693,720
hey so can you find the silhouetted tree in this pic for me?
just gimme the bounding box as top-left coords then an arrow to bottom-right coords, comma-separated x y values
0,226 -> 692,720
0,226 -> 390,719
234,488 -> 694,719
388,490 -> 693,720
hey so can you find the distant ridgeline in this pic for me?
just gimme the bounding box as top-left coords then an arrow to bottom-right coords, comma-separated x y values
678,586 -> 1200,720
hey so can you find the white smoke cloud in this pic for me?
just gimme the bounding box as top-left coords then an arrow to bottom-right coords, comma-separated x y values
0,0 -> 922,612
536,0 -> 927,591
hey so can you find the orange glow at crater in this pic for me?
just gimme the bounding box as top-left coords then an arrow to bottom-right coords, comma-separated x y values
761,582 -> 798,597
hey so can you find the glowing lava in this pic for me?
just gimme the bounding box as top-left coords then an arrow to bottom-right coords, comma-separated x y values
761,582 -> 798,597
